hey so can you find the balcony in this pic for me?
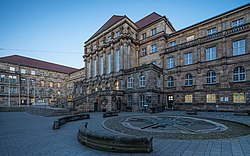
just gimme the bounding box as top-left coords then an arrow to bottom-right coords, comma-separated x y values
163,23 -> 250,54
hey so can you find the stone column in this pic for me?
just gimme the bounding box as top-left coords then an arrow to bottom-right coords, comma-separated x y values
127,42 -> 131,68
123,42 -> 127,69
120,42 -> 124,70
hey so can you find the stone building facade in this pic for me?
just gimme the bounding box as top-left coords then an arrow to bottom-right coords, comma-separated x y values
80,3 -> 250,112
0,55 -> 78,107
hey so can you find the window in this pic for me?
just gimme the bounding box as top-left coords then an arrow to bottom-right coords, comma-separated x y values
186,35 -> 194,42
57,90 -> 61,95
233,92 -> 245,103
184,52 -> 192,65
151,28 -> 156,36
108,53 -> 112,74
0,74 -> 5,82
100,56 -> 104,75
21,78 -> 26,84
167,76 -> 174,87
116,49 -> 120,72
94,44 -> 97,49
152,61 -> 156,65
101,40 -> 105,45
94,59 -> 97,77
207,94 -> 216,103
157,76 -> 161,88
185,73 -> 193,86
128,95 -> 133,107
0,86 -> 4,93
108,36 -> 111,42
185,95 -> 193,103
139,95 -> 146,108
106,82 -> 110,90
233,39 -> 245,56
49,81 -> 54,88
40,71 -> 45,76
142,33 -> 146,39
9,76 -> 17,83
40,80 -> 45,87
167,57 -> 174,69
233,66 -> 246,82
169,41 -> 176,47
21,69 -> 26,74
57,83 -> 61,88
31,70 -> 35,75
139,75 -> 145,87
207,27 -> 217,35
127,77 -> 133,88
206,47 -> 216,61
232,18 -> 244,27
141,48 -> 147,56
88,61 -> 91,78
114,80 -> 119,90
10,67 -> 15,72
207,70 -> 216,84
116,31 -> 120,38
151,44 -> 156,53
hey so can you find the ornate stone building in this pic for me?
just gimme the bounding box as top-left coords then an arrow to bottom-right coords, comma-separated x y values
80,3 -> 250,112
0,55 -> 78,107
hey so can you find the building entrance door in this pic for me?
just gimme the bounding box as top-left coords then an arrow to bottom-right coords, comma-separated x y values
167,95 -> 174,109
117,100 -> 121,111
94,102 -> 98,112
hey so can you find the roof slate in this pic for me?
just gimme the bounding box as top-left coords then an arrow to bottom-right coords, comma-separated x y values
135,12 -> 162,29
0,55 -> 78,74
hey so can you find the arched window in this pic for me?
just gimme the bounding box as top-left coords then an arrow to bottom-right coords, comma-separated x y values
127,77 -> 133,88
206,70 -> 216,84
233,66 -> 246,82
139,75 -> 145,87
114,80 -> 119,90
185,73 -> 193,86
98,83 -> 102,91
106,82 -> 110,90
167,76 -> 174,87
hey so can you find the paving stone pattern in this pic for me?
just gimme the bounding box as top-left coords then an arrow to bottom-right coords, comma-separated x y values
1,111 -> 250,156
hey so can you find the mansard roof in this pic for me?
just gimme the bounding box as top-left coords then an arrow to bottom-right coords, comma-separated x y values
0,55 -> 78,74
86,12 -> 174,43
135,12 -> 162,29
88,15 -> 126,42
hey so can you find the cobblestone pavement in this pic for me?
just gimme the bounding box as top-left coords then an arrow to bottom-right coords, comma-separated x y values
1,111 -> 250,156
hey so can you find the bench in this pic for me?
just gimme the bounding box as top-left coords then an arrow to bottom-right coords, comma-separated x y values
103,111 -> 118,118
53,113 -> 90,130
78,122 -> 153,153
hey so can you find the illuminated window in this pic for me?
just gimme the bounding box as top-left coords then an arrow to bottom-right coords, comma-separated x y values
114,80 -> 119,90
49,81 -> 54,88
185,95 -> 193,103
57,83 -> 61,88
207,94 -> 216,103
233,93 -> 245,103
40,80 -> 45,87
57,90 -> 61,95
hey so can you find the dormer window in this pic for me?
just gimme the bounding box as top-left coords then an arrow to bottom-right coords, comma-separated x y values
186,35 -> 194,42
116,31 -> 120,38
151,28 -> 156,36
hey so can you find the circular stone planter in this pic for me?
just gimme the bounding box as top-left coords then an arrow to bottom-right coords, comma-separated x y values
103,115 -> 250,140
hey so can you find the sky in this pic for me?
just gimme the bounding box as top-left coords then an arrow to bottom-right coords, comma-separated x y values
0,0 -> 249,69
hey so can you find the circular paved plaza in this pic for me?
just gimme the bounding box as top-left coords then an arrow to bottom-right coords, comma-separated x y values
1,111 -> 250,156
